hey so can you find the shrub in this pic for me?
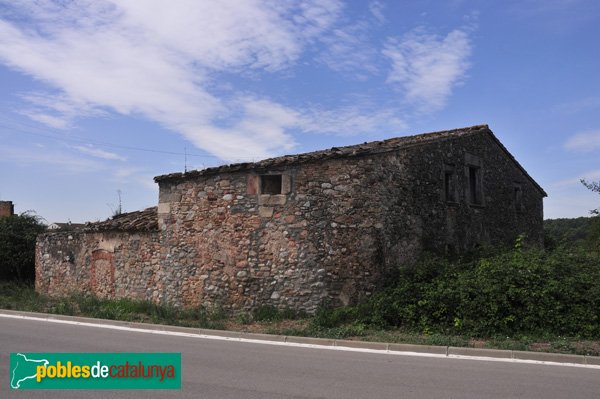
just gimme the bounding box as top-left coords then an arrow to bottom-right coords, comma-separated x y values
253,305 -> 298,322
0,213 -> 46,282
315,243 -> 600,338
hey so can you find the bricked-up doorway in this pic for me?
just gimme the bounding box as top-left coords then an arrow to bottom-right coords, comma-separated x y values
90,249 -> 115,298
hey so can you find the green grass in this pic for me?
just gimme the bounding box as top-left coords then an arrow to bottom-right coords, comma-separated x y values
1,282 -> 599,356
0,282 -> 227,330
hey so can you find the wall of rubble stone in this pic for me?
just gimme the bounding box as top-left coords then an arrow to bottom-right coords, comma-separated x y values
377,131 -> 544,270
36,230 -> 162,302
155,130 -> 544,312
36,127 -> 545,313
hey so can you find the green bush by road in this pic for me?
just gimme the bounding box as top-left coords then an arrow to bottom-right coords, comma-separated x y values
312,239 -> 600,338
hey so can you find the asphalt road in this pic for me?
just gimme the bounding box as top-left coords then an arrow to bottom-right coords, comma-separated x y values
1,317 -> 599,399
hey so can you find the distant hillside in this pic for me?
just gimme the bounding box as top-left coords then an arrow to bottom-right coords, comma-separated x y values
544,216 -> 600,248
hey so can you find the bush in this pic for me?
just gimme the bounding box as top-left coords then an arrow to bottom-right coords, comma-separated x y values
313,243 -> 600,338
544,216 -> 599,249
253,305 -> 298,322
0,213 -> 46,282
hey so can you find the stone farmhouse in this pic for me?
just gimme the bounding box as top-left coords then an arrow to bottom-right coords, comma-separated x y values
36,125 -> 546,312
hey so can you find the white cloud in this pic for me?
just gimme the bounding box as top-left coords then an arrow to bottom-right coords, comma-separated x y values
318,21 -> 379,79
550,169 -> 600,188
545,168 -> 600,218
72,145 -> 126,161
555,96 -> 600,114
0,1 -> 473,163
564,130 -> 600,152
368,1 -> 386,24
0,0 -> 342,161
21,112 -> 70,129
383,28 -> 472,111
300,105 -> 406,137
0,144 -> 102,173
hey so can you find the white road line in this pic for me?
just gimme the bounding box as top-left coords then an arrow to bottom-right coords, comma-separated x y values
1,313 -> 599,370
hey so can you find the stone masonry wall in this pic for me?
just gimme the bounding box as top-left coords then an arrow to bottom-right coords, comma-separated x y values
155,131 -> 544,312
0,201 -> 14,218
36,231 -> 162,302
156,159 -> 388,312
36,128 -> 545,313
378,132 -> 544,269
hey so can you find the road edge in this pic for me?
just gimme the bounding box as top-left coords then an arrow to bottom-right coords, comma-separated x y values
1,309 -> 599,368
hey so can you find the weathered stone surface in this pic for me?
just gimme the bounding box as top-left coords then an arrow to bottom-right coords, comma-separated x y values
36,230 -> 161,302
36,125 -> 545,314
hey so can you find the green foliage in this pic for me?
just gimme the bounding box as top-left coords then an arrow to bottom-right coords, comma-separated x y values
0,213 -> 46,282
544,216 -> 599,249
253,305 -> 298,322
312,244 -> 600,339
0,283 -> 227,329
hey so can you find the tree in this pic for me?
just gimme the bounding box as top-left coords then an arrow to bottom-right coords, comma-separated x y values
0,212 -> 46,282
581,179 -> 600,251
581,179 -> 600,215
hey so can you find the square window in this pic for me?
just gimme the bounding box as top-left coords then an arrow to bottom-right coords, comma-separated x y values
260,175 -> 282,195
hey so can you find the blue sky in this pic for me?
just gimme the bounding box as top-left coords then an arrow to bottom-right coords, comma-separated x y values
1,0 -> 599,223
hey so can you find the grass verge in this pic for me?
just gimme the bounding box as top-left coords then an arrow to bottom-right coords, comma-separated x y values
1,283 -> 599,356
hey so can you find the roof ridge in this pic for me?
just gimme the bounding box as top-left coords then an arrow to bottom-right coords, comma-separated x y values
155,124 -> 489,182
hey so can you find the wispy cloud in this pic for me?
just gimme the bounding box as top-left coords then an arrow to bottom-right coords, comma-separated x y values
564,130 -> 600,152
0,144 -> 102,173
505,0 -> 599,34
551,169 -> 600,188
0,1 -> 473,163
545,167 -> 600,218
382,27 -> 472,111
0,0 -> 341,161
72,144 -> 126,161
300,104 -> 406,137
555,96 -> 600,114
368,1 -> 386,24
318,21 -> 379,79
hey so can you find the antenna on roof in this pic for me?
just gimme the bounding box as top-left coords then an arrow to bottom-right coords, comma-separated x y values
117,189 -> 122,215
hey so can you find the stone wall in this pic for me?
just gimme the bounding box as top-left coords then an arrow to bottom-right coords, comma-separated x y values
0,201 -> 14,218
378,131 -> 544,270
155,129 -> 544,312
156,157 -> 391,312
36,230 -> 162,302
36,126 -> 545,313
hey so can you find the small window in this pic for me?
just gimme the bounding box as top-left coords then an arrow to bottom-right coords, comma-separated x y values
444,164 -> 457,202
514,184 -> 523,211
468,166 -> 482,205
260,175 -> 282,194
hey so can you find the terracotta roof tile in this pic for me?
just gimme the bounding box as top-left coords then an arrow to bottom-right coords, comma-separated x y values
84,207 -> 158,232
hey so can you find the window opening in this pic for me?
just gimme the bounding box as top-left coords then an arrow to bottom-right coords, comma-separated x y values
260,175 -> 282,194
514,184 -> 523,211
444,164 -> 457,202
469,166 -> 482,205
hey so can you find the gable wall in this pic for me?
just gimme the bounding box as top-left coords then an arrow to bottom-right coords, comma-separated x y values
378,132 -> 544,270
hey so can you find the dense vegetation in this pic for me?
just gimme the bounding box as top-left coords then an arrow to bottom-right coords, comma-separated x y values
0,213 -> 46,282
1,202 -> 599,350
312,236 -> 600,338
314,174 -> 600,339
544,216 -> 600,250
